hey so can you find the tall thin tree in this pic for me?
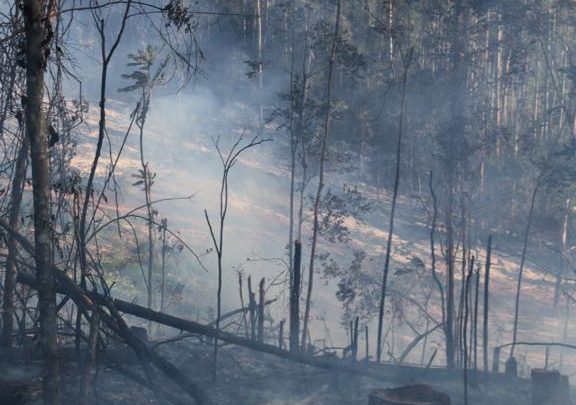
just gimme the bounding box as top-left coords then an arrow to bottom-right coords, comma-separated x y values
300,0 -> 341,350
376,48 -> 412,363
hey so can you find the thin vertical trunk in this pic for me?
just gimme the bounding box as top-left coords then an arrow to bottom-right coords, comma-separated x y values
160,219 -> 167,314
444,0 -> 466,370
248,276 -> 256,340
365,325 -> 369,362
256,0 -> 263,125
289,240 -> 301,352
352,317 -> 359,361
238,273 -> 249,339
483,235 -> 492,373
388,0 -> 394,62
473,265 -> 480,372
138,110 -> 155,316
278,320 -> 284,349
79,311 -> 100,405
559,298 -> 569,370
301,0 -> 341,350
23,0 -> 60,402
1,135 -> 29,347
463,257 -> 474,405
445,184 -> 456,369
554,198 -> 570,308
511,182 -> 539,357
429,172 -> 446,331
257,278 -> 265,342
77,0 -> 130,349
287,44 -> 296,291
376,49 -> 412,364
457,230 -> 467,368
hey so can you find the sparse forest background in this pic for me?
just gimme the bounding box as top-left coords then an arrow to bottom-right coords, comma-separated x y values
1,0 -> 576,404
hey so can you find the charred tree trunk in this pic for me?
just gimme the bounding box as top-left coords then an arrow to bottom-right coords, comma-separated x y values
289,240 -> 301,352
473,265 -> 480,372
257,277 -> 265,342
352,317 -> 359,361
483,235 -> 492,372
248,276 -> 256,340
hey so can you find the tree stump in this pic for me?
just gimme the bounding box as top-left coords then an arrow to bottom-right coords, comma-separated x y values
505,356 -> 518,377
531,369 -> 571,405
369,384 -> 451,405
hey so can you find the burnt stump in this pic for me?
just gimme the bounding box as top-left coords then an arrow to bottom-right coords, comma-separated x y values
531,369 -> 571,405
369,384 -> 451,405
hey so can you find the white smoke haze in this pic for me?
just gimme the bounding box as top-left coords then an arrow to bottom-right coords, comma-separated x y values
5,2 -> 576,403
61,24 -> 576,374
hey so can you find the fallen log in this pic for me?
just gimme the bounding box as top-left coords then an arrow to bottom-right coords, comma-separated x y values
397,324 -> 442,364
17,269 -> 404,383
3,219 -> 457,388
0,220 -> 211,405
16,270 -> 211,405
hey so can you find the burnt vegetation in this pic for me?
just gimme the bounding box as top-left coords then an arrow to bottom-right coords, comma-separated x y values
0,0 -> 576,404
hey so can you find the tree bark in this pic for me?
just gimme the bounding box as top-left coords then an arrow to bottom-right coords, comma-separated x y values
23,0 -> 60,402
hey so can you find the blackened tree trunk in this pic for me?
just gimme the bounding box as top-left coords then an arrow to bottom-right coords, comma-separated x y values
257,278 -> 265,342
483,235 -> 492,373
23,0 -> 60,402
289,240 -> 301,352
473,263 -> 480,372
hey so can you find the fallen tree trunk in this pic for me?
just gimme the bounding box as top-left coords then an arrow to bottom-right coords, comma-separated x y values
397,324 -> 442,365
0,220 -> 210,405
4,219 -> 461,387
16,270 -> 211,405
17,269 -> 407,383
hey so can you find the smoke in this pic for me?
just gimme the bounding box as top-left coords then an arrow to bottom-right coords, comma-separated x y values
49,1 -> 576,380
